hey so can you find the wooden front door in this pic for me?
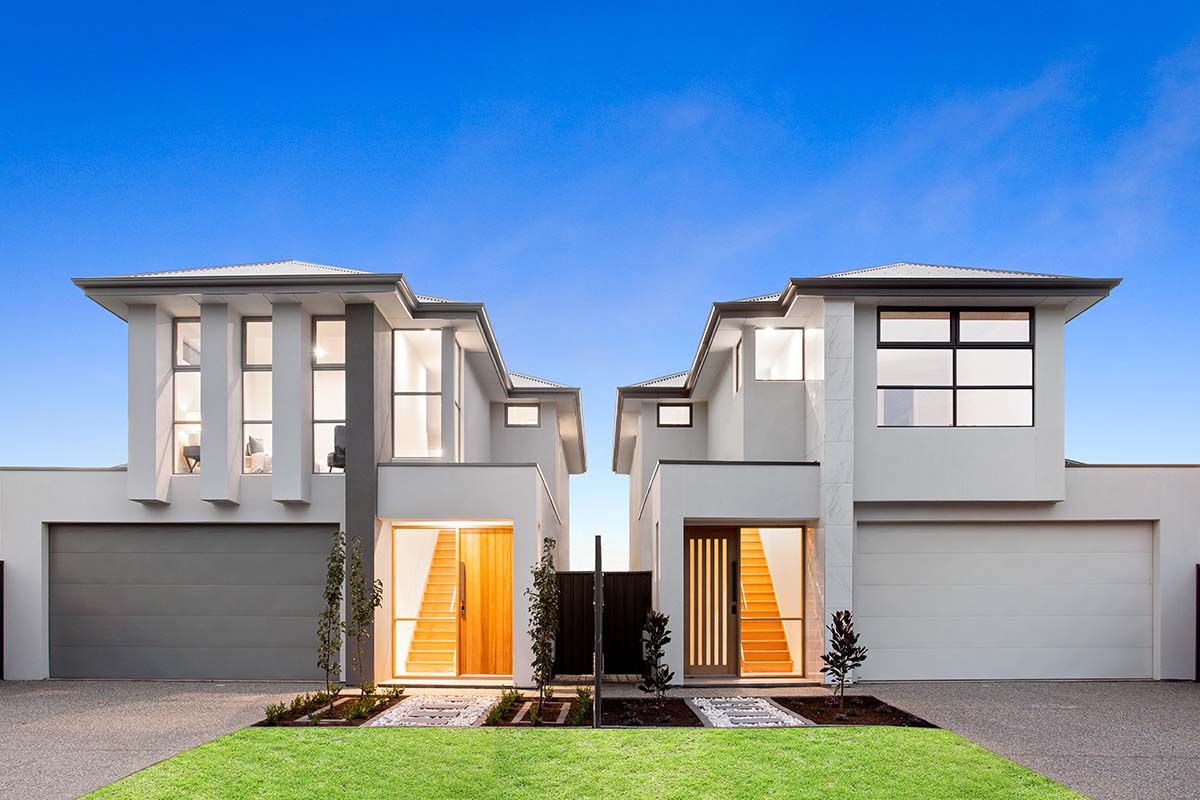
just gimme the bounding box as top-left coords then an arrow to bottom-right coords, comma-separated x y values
684,528 -> 739,676
457,527 -> 513,676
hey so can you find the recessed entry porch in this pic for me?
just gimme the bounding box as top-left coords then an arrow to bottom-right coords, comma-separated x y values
386,520 -> 514,682
683,526 -> 813,681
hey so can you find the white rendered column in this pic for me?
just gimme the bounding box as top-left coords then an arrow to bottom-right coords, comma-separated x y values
272,302 -> 311,503
820,299 -> 856,680
126,304 -> 173,503
200,302 -> 240,504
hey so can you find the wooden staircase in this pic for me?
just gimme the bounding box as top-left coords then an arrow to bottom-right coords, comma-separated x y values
404,531 -> 458,674
739,529 -> 794,674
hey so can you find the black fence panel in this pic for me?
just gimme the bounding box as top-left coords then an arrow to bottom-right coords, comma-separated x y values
555,572 -> 596,676
555,570 -> 651,677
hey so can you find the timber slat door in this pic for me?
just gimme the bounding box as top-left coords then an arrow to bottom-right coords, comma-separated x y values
458,527 -> 512,676
684,528 -> 739,676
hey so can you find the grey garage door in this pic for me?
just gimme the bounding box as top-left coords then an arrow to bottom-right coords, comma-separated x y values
50,524 -> 334,679
854,522 -> 1154,680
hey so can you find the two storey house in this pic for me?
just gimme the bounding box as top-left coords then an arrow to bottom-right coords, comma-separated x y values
0,261 -> 585,685
614,263 -> 1199,683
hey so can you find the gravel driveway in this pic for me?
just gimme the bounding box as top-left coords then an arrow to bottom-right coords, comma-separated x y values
0,680 -> 318,800
870,681 -> 1200,800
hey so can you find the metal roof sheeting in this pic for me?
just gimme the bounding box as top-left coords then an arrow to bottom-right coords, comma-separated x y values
111,260 -> 372,278
816,262 -> 1077,279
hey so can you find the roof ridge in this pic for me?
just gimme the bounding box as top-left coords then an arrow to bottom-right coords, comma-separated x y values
817,262 -> 1075,279
111,259 -> 372,278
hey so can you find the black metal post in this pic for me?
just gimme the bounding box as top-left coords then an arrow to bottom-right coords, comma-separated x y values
1195,564 -> 1199,682
593,535 -> 603,727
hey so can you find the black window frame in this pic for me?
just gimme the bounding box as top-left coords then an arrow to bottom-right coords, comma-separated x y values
656,402 -> 693,428
241,317 -> 272,475
171,317 -> 202,474
312,315 -> 346,474
504,402 -> 541,428
876,307 -> 1035,428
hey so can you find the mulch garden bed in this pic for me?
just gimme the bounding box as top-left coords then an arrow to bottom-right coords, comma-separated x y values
772,695 -> 936,727
582,697 -> 703,727
256,690 -> 406,727
487,693 -> 702,727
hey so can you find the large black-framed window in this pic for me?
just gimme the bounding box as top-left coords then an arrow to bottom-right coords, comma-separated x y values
876,308 -> 1034,427
313,316 -> 346,473
242,317 -> 272,474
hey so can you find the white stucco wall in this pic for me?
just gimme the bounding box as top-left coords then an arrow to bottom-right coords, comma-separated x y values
646,462 -> 822,679
375,463 -> 561,685
855,465 -> 1200,680
705,351 -> 743,460
854,303 -> 1067,501
462,354 -> 493,463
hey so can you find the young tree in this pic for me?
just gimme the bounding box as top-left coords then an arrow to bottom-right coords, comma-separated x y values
820,609 -> 869,709
524,537 -> 559,717
637,610 -> 675,713
317,530 -> 347,718
346,535 -> 384,696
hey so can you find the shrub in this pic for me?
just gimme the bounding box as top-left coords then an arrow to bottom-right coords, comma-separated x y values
637,610 -> 675,711
317,531 -> 347,719
820,609 -> 869,710
567,686 -> 592,726
382,686 -> 404,702
524,538 -> 559,716
347,535 -> 384,695
486,688 -> 522,725
264,702 -> 287,725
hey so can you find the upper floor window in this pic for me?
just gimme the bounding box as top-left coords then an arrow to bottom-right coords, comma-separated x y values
172,319 -> 201,473
242,319 -> 272,474
733,337 -> 743,393
755,327 -> 804,381
394,329 -> 443,457
877,309 -> 1033,427
313,318 -> 346,473
505,403 -> 540,427
657,403 -> 692,427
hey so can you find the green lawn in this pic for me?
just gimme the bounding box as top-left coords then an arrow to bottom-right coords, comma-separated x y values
86,727 -> 1082,800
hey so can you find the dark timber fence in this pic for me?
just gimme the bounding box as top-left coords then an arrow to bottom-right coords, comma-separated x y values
555,570 -> 651,677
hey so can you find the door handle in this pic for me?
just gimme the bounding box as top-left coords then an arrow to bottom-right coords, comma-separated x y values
730,559 -> 739,615
460,560 -> 466,617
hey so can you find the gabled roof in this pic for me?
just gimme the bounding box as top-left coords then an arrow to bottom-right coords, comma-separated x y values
613,260 -> 1123,472
73,258 -> 587,472
633,371 -> 689,388
817,262 -> 1081,280
106,260 -> 371,278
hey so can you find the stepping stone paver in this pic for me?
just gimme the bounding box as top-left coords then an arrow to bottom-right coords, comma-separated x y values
687,696 -> 812,728
366,694 -> 497,728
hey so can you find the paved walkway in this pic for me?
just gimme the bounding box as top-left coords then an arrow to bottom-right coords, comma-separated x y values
687,696 -> 810,727
366,693 -> 496,727
869,681 -> 1200,800
0,679 -> 317,800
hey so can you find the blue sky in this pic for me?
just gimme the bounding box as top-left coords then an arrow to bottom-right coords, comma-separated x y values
2,4 -> 1199,568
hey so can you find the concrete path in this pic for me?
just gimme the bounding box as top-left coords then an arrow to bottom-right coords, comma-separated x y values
869,681 -> 1200,800
0,679 -> 317,800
